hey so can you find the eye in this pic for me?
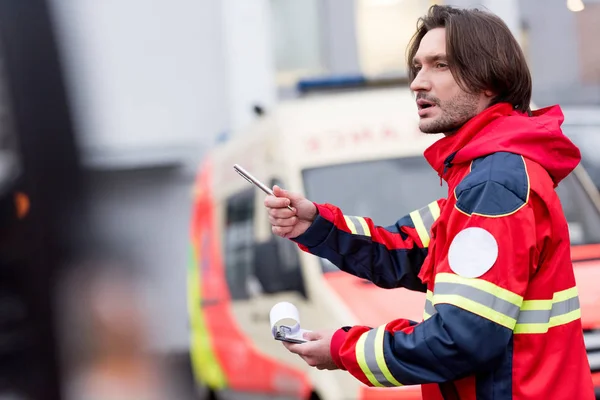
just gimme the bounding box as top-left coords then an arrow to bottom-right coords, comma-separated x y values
413,65 -> 422,72
435,62 -> 448,69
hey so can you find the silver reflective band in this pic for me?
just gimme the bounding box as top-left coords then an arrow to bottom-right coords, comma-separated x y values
419,205 -> 435,234
433,282 -> 521,320
516,297 -> 580,324
424,297 -> 436,317
362,329 -> 396,387
347,216 -> 366,236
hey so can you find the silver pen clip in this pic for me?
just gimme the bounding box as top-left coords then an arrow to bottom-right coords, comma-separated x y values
235,169 -> 255,186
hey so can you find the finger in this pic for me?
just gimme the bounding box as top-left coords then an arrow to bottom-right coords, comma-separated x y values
264,196 -> 291,209
272,185 -> 286,198
273,185 -> 303,203
303,331 -> 322,341
269,215 -> 298,227
272,226 -> 294,237
282,341 -> 305,356
268,207 -> 296,219
302,356 -> 318,368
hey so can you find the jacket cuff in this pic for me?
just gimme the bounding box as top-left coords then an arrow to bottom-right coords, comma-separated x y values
330,327 -> 350,370
291,203 -> 335,248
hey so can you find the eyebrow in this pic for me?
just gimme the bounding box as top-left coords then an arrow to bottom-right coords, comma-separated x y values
412,53 -> 447,65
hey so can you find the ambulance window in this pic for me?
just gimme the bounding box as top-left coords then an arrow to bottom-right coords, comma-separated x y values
563,125 -> 600,190
302,157 -> 446,273
302,157 -> 600,252
268,178 -> 305,296
555,173 -> 600,245
224,189 -> 255,300
303,156 -> 446,226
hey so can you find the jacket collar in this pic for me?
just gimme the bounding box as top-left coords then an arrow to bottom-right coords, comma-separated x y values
423,103 -> 515,181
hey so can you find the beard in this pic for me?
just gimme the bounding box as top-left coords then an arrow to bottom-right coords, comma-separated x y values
418,91 -> 481,134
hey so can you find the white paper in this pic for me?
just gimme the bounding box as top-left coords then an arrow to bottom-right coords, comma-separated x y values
269,301 -> 310,342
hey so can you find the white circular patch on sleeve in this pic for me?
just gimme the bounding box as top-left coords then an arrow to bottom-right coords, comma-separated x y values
448,227 -> 498,278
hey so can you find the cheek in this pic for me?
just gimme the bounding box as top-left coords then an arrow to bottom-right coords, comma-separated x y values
435,73 -> 465,105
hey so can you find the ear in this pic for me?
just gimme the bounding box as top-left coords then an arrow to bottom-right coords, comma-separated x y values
484,89 -> 494,98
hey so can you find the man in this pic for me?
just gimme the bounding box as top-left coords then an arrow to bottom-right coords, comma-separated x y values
264,5 -> 595,400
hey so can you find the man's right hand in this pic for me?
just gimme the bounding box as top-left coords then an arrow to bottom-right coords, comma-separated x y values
264,185 -> 317,239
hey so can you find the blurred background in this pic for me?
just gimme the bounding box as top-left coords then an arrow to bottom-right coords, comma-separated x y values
0,0 -> 599,399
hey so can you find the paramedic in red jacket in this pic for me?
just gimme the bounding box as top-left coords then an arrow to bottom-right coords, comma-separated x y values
264,5 -> 595,400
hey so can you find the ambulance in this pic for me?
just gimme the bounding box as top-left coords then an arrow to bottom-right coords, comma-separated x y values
187,81 -> 600,400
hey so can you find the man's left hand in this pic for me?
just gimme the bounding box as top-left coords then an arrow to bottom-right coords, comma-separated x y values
282,330 -> 339,370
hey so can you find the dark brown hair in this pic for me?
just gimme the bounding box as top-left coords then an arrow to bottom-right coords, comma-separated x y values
407,5 -> 532,112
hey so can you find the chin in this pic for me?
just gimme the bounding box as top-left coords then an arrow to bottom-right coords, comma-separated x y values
419,120 -> 444,134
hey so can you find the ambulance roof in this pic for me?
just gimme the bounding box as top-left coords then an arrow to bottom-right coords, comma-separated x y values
210,86 -> 441,188
270,87 -> 439,170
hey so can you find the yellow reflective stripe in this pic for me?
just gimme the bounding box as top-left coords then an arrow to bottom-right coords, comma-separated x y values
514,287 -> 580,334
374,326 -> 403,386
409,201 -> 441,247
515,309 -> 581,334
355,331 -> 382,387
344,216 -> 358,234
356,217 -> 371,237
553,287 -> 578,302
423,290 -> 435,320
428,201 -> 441,221
433,293 -> 517,329
550,308 -> 581,327
410,209 -> 430,247
513,323 -> 546,334
355,327 -> 404,387
435,273 -> 523,307
343,215 -> 371,237
520,299 -> 552,311
187,245 -> 227,389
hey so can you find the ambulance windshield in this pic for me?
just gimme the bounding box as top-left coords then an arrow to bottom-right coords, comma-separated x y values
563,124 -> 600,190
303,157 -> 600,272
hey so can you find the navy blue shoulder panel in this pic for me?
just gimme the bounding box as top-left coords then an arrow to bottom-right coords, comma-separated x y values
455,152 -> 529,217
384,214 -> 414,240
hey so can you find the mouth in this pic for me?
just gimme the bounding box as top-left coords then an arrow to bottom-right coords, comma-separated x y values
417,99 -> 437,117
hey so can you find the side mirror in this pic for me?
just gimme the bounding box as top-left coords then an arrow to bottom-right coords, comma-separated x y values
253,239 -> 305,297
253,240 -> 285,294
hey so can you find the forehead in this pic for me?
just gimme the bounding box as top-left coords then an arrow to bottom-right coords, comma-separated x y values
413,27 -> 446,61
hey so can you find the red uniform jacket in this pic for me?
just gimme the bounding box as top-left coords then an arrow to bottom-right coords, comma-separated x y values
292,103 -> 595,399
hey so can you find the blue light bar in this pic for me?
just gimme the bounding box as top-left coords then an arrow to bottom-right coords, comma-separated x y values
296,74 -> 367,93
296,73 -> 409,94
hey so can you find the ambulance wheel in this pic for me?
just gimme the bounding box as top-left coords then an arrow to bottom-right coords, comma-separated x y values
194,383 -> 220,400
308,391 -> 322,400
200,388 -> 219,400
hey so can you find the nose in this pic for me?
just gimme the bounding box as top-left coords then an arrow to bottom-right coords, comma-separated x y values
410,69 -> 431,93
